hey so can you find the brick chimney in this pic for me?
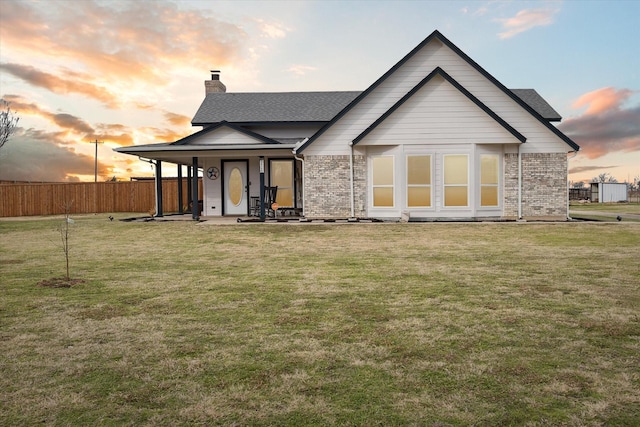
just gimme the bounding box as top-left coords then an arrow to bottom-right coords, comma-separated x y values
205,70 -> 226,94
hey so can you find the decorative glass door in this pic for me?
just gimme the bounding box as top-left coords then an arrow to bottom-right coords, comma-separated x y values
224,161 -> 248,215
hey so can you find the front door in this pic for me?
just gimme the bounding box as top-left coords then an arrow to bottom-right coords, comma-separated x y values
223,161 -> 248,215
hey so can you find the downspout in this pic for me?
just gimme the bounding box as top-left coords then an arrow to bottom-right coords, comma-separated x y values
293,138 -> 308,218
517,145 -> 522,220
567,150 -> 578,220
349,142 -> 355,219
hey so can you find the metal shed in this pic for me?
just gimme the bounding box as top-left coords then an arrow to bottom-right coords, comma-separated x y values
590,182 -> 628,203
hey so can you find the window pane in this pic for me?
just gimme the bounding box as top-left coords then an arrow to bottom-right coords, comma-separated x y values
276,188 -> 293,207
481,186 -> 498,206
444,155 -> 468,185
408,187 -> 431,207
444,186 -> 467,207
481,155 -> 498,185
229,168 -> 243,206
270,160 -> 294,207
373,187 -> 394,207
271,161 -> 292,186
407,156 -> 430,185
373,157 -> 393,185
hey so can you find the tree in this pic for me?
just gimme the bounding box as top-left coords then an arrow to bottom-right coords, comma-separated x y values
58,200 -> 74,281
0,99 -> 20,150
592,173 -> 618,183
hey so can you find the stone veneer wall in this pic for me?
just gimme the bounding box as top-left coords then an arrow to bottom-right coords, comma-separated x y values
304,155 -> 366,218
504,152 -> 568,219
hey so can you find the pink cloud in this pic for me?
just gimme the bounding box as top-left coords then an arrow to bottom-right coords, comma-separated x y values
496,8 -> 558,39
0,63 -> 121,108
572,87 -> 634,115
559,88 -> 640,159
0,0 -> 248,105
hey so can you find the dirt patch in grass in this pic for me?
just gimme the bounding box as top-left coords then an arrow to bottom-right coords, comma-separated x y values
37,277 -> 85,288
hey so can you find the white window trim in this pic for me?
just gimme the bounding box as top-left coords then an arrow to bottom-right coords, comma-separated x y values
442,153 -> 470,209
406,154 -> 433,209
476,150 -> 503,212
370,155 -> 395,209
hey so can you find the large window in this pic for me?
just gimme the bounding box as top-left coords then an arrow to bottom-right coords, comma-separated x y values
407,155 -> 431,207
372,156 -> 394,207
443,154 -> 468,207
270,159 -> 294,207
480,154 -> 499,207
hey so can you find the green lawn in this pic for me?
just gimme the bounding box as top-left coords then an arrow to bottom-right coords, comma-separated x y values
570,202 -> 640,214
569,203 -> 640,222
1,215 -> 639,425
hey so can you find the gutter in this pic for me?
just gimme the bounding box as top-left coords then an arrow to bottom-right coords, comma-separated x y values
293,138 -> 309,217
349,142 -> 355,219
517,145 -> 522,220
567,150 -> 579,220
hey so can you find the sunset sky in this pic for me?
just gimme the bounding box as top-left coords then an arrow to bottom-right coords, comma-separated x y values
1,0 -> 638,184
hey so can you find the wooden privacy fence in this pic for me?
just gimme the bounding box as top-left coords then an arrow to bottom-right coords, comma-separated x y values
0,179 -> 202,217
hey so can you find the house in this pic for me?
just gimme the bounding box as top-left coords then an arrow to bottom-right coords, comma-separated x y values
115,30 -> 579,221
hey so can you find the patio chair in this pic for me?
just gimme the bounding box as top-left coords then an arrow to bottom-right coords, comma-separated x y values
263,186 -> 278,218
250,196 -> 260,217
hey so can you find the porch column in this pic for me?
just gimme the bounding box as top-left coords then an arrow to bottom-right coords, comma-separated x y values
187,166 -> 193,207
259,156 -> 265,220
177,164 -> 184,214
191,157 -> 199,220
156,160 -> 163,217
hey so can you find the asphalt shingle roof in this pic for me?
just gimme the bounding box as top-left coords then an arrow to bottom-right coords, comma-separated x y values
510,89 -> 562,121
192,89 -> 561,125
192,91 -> 361,125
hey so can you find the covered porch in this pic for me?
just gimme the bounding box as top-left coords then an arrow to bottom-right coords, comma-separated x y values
115,144 -> 303,221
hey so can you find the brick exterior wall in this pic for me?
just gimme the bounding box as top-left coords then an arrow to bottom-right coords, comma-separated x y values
304,155 -> 366,218
305,152 -> 567,220
504,152 -> 568,219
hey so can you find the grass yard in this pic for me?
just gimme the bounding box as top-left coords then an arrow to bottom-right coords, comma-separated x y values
1,215 -> 639,426
569,202 -> 640,222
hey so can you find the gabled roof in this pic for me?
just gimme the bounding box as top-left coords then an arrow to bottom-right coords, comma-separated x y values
296,30 -> 579,153
172,121 -> 280,145
192,91 -> 361,126
191,88 -> 559,127
353,67 -> 526,145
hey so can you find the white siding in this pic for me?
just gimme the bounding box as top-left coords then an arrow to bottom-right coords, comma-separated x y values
187,127 -> 264,145
305,39 -> 570,155
358,75 -> 520,146
244,124 -> 322,139
203,158 -> 222,216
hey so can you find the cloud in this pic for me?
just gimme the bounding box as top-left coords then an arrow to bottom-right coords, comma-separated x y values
254,18 -> 290,39
0,128 -> 108,182
569,165 -> 618,175
163,111 -> 192,127
496,8 -> 559,39
0,0 -> 248,105
0,63 -> 121,108
559,87 -> 640,159
1,94 -> 133,146
287,64 -> 318,76
571,87 -> 634,115
139,126 -> 192,144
